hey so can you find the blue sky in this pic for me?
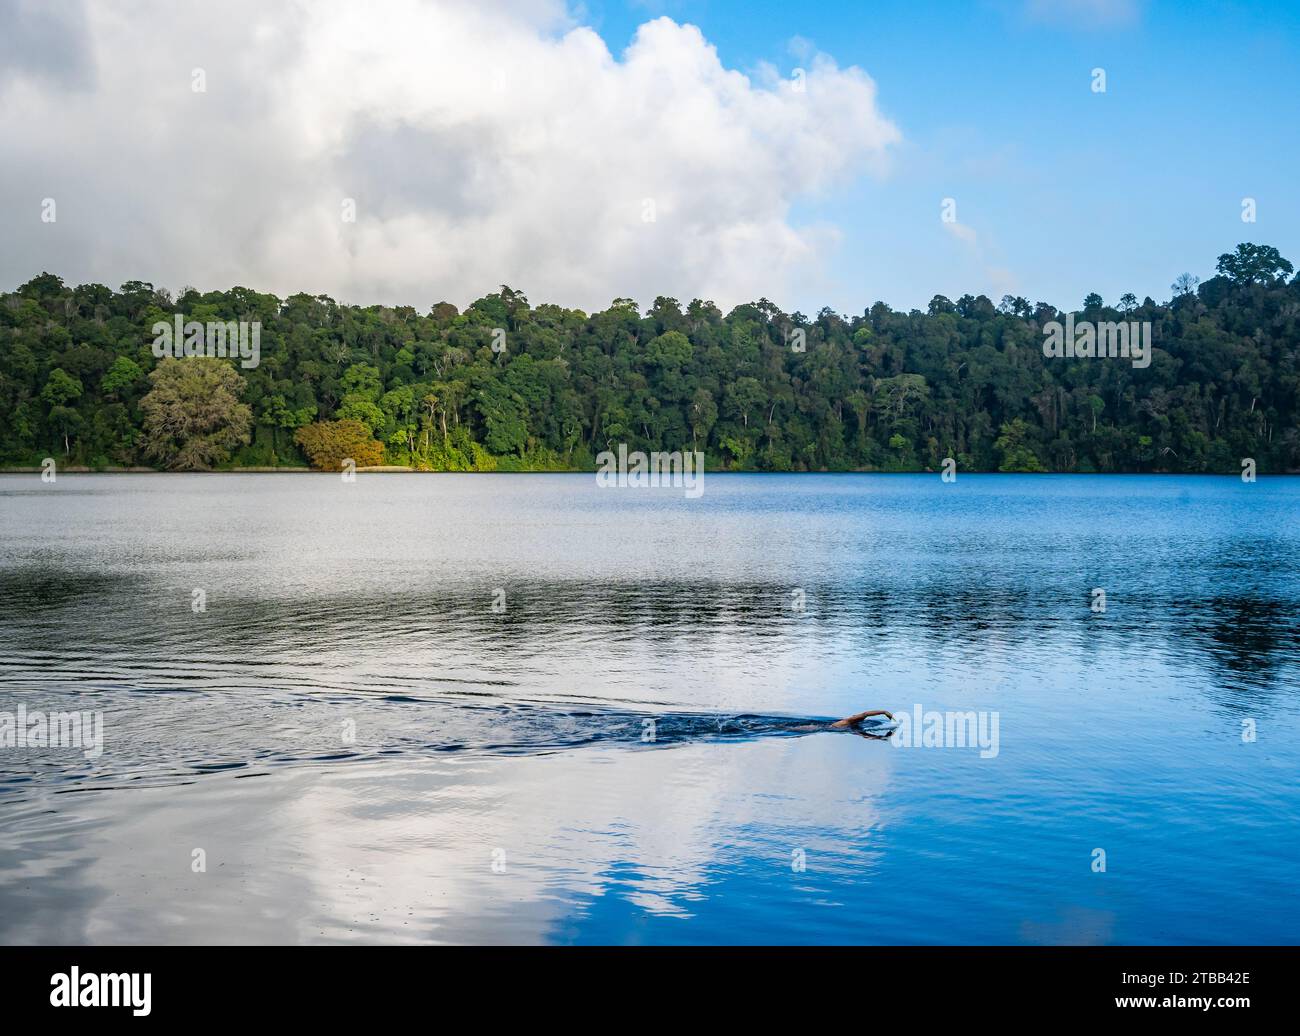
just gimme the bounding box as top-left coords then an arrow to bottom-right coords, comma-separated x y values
581,0 -> 1300,313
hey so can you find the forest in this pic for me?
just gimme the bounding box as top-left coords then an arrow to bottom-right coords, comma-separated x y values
1,242 -> 1296,473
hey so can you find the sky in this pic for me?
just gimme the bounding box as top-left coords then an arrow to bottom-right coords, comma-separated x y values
1,0 -> 1297,316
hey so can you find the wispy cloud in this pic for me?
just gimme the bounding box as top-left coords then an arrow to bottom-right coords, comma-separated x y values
1022,0 -> 1143,29
943,220 -> 979,248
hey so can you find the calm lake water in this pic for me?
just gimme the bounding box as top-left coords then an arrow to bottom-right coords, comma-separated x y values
1,472 -> 1297,945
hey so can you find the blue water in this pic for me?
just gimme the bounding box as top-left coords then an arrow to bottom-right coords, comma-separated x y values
0,473 -> 1296,944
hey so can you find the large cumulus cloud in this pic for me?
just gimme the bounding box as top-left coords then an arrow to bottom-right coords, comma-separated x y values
0,0 -> 900,310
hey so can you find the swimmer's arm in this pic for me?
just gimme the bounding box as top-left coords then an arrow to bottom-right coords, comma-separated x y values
830,709 -> 894,728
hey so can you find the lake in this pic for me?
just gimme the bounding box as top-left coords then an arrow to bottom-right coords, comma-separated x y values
1,472 -> 1297,944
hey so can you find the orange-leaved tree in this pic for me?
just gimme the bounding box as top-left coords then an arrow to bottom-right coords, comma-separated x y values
294,419 -> 385,471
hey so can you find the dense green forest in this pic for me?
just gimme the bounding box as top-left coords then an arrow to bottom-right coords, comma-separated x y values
1,242 -> 1297,473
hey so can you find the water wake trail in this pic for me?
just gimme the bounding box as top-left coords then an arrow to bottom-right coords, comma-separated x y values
0,694 -> 897,802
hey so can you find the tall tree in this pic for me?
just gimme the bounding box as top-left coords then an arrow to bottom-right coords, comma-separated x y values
139,358 -> 252,470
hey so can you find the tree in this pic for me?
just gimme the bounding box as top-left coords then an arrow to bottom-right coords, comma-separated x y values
41,368 -> 84,455
475,380 -> 527,456
139,358 -> 252,470
689,388 -> 717,450
294,419 -> 384,470
1087,395 -> 1105,434
994,419 -> 1047,472
41,367 -> 82,407
1215,243 -> 1294,285
100,356 -> 143,399
874,373 -> 929,419
724,377 -> 765,428
337,362 -> 385,431
337,397 -> 385,432
646,330 -> 692,369
720,434 -> 754,468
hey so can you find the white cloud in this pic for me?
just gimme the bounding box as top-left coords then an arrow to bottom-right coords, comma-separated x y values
0,0 -> 900,312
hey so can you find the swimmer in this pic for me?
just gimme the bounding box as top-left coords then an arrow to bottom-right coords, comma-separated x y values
787,709 -> 895,737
